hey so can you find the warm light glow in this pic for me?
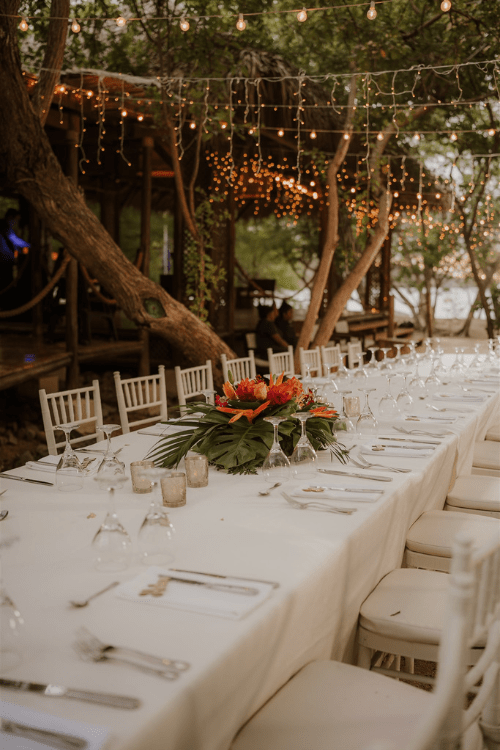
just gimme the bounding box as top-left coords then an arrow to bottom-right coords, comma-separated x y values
351,187 -> 356,193
180,17 -> 190,31
137,114 -> 144,121
440,0 -> 451,11
121,109 -> 127,117
57,85 -> 66,94
248,128 -> 254,135
377,132 -> 384,140
343,132 -> 350,140
19,17 -> 29,31
435,192 -> 441,199
393,191 -> 399,197
297,8 -> 308,22
87,90 -> 94,98
236,14 -> 246,31
488,128 -> 495,136
220,121 -> 227,129
116,16 -> 127,27
189,121 -> 196,129
310,130 -> 317,139
71,19 -> 80,33
367,2 -> 377,20
278,129 -> 284,137
413,133 -> 420,141
450,132 -> 458,141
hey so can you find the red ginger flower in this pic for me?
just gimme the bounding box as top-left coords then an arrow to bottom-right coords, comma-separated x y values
223,381 -> 237,400
216,400 -> 271,423
309,405 -> 337,419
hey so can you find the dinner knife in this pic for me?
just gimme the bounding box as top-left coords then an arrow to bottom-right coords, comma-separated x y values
1,718 -> 87,750
170,568 -> 281,588
0,473 -> 54,486
158,574 -> 259,596
303,485 -> 383,493
0,678 -> 140,709
371,444 -> 434,451
378,436 -> 442,446
318,469 -> 393,482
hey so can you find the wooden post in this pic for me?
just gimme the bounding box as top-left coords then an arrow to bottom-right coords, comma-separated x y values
139,136 -> 153,376
388,294 -> 395,337
65,114 -> 80,387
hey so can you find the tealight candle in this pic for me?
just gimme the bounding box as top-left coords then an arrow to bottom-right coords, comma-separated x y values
185,454 -> 209,488
130,460 -> 155,493
161,472 -> 187,507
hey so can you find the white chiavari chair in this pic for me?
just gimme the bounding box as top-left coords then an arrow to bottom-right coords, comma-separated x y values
347,340 -> 363,370
175,360 -> 214,416
267,346 -> 295,379
114,366 -> 168,434
320,344 -> 342,373
39,380 -> 104,455
298,346 -> 322,378
221,352 -> 257,383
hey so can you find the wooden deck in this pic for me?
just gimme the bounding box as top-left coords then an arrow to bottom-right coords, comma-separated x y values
0,334 -> 143,391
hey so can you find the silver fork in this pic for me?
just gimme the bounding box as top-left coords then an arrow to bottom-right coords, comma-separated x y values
75,627 -> 190,673
350,454 -> 411,474
73,639 -> 180,680
281,492 -> 356,515
393,426 -> 451,438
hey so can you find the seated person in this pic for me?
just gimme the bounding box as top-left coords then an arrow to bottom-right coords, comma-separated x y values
276,301 -> 297,347
255,303 -> 289,359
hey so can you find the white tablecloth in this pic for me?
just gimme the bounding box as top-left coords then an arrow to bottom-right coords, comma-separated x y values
0,375 -> 498,750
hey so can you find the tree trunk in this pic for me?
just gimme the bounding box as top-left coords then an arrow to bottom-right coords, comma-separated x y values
0,5 -> 235,385
313,190 -> 393,347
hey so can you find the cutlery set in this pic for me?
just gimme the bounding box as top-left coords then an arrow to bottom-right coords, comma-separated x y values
1,717 -> 89,750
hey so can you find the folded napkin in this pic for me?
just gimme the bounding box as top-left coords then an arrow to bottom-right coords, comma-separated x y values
291,489 -> 381,503
25,454 -> 99,474
433,393 -> 485,404
0,700 -> 108,750
138,420 -> 197,437
115,567 -> 274,620
360,443 -> 434,458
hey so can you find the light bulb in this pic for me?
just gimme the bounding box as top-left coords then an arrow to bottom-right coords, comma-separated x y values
343,132 -> 350,140
19,17 -> 29,31
180,17 -> 190,31
435,192 -> 441,199
189,121 -> 196,129
413,133 -> 420,141
236,14 -> 246,31
137,114 -> 144,121
393,191 -> 399,197
367,2 -> 377,20
310,130 -> 317,139
121,109 -> 127,117
71,19 -> 80,33
220,121 -> 227,129
450,132 -> 457,141
278,129 -> 284,137
116,16 -> 127,27
487,128 -> 495,136
440,0 -> 451,11
377,131 -> 384,140
297,8 -> 307,22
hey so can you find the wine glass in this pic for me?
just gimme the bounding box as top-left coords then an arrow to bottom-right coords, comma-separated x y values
365,345 -> 379,371
262,416 -> 291,483
379,347 -> 393,371
396,371 -> 414,416
0,540 -> 25,670
334,390 -> 356,435
201,389 -> 216,405
55,422 -> 84,491
336,353 -> 351,381
356,387 -> 378,436
378,375 -> 401,419
353,353 -> 368,379
97,424 -> 125,476
425,359 -> 441,397
408,359 -> 427,401
92,471 -> 132,571
137,468 -> 176,566
290,412 -> 317,480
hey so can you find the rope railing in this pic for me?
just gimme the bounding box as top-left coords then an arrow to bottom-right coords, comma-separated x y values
0,251 -> 71,318
79,263 -> 117,306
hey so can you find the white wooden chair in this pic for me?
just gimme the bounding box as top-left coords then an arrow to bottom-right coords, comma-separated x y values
175,360 -> 214,416
231,534 -> 497,750
444,475 -> 500,518
267,346 -> 294,379
114,366 -> 168,434
245,332 -> 269,369
320,344 -> 341,373
221,352 -> 256,384
298,346 -> 322,378
39,380 -> 104,455
347,340 -> 363,369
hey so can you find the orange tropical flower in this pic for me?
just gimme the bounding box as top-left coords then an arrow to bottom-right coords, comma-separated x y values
216,400 -> 271,423
267,376 -> 303,406
309,406 -> 337,419
223,381 -> 237,400
253,380 -> 268,401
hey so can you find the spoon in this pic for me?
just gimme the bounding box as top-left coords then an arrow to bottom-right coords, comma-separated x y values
69,581 -> 119,608
0,510 -> 8,521
258,482 -> 282,496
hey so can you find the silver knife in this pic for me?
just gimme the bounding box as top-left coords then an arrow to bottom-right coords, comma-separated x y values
1,718 -> 87,750
170,568 -> 280,588
372,443 -> 434,451
159,575 -> 259,596
0,473 -> 54,486
318,469 -> 393,482
0,678 -> 140,709
379,436 -> 441,446
303,485 -> 383,493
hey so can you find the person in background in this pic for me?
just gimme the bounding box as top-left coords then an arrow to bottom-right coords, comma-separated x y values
276,300 -> 297,348
255,303 -> 289,359
0,208 -> 30,265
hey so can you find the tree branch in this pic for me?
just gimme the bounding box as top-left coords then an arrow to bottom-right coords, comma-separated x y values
31,0 -> 70,126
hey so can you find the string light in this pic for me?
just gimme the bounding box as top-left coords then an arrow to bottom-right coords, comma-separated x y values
189,121 -> 196,129
450,132 -> 458,141
180,17 -> 190,31
377,131 -> 384,140
440,0 -> 451,11
488,128 -> 495,136
121,109 -> 127,117
297,8 -> 308,22
310,130 -> 317,139
116,16 -> 127,27
71,19 -> 80,33
343,133 -> 350,140
278,129 -> 284,137
367,2 -> 377,20
19,17 -> 28,31
236,14 -> 246,31
137,114 -> 144,121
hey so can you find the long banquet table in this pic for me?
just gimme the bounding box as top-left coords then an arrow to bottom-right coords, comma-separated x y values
0,373 -> 499,750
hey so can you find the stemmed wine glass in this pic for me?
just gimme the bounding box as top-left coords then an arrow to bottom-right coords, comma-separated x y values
334,390 -> 356,434
290,412 -> 317,480
319,364 -> 339,403
378,375 -> 401,419
0,538 -> 25,670
137,468 -> 176,566
262,416 -> 291,483
336,353 -> 351,381
365,345 -> 379,371
201,389 -> 216,405
425,358 -> 441,397
97,424 -> 125,476
353,353 -> 368,379
408,358 -> 427,400
379,347 -> 393,371
356,387 -> 378,436
55,422 -> 84,491
396,371 -> 414,416
92,471 -> 132,571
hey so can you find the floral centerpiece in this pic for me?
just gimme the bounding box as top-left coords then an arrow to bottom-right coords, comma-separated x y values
147,372 -> 348,475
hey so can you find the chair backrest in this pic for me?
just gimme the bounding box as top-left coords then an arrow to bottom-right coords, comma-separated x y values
267,346 -> 294,379
221,352 -> 256,384
369,533 -> 500,750
39,380 -> 104,455
114,366 -> 168,434
298,346 -> 322,378
175,360 -> 214,415
347,340 -> 363,369
321,344 -> 341,373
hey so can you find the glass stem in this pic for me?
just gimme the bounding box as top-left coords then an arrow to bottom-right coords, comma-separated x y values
272,423 -> 280,450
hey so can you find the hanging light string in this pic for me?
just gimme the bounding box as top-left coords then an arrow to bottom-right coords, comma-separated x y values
78,71 -> 88,174
296,73 -> 305,185
118,80 -> 130,166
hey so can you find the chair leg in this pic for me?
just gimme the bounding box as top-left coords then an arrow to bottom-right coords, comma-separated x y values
357,643 -> 373,669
